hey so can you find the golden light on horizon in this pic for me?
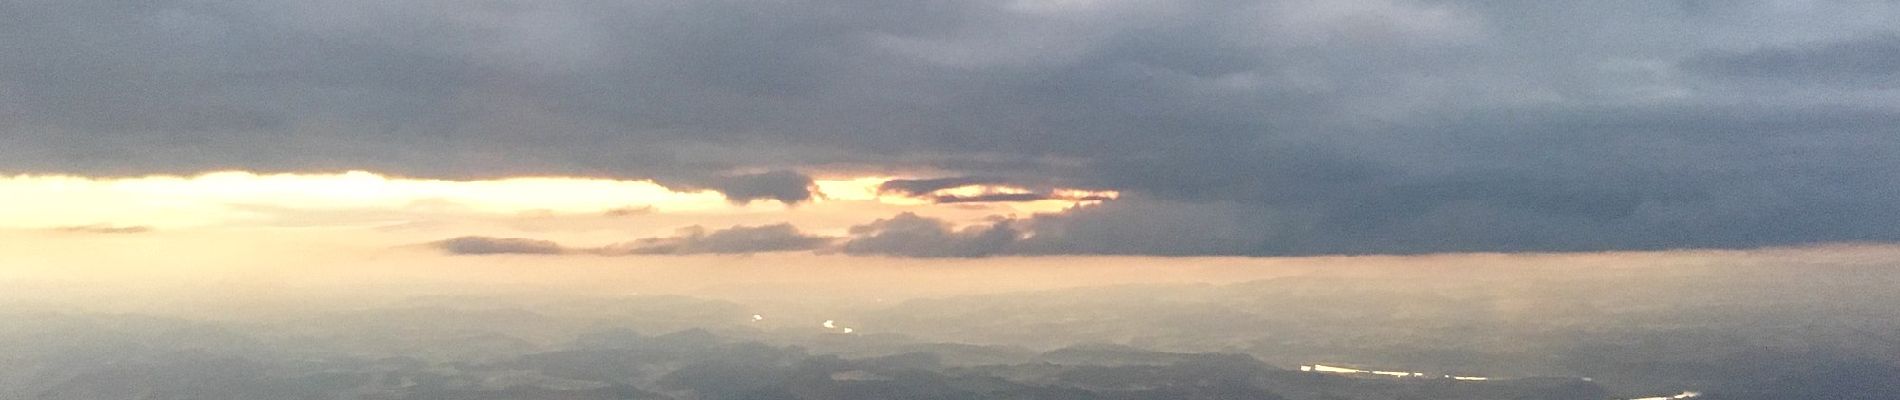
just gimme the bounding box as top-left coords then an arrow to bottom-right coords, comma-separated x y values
1,171 -> 727,229
0,170 -> 1115,231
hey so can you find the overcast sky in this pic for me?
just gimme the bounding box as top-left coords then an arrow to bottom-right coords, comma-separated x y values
4,0 -> 1898,256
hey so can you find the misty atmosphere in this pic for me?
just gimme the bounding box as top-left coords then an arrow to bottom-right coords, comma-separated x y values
6,0 -> 1900,399
2,249 -> 1896,400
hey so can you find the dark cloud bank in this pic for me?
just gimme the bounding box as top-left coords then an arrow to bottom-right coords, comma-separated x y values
11,1 -> 1900,256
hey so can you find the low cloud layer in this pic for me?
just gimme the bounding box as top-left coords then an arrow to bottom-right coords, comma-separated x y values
839,213 -> 1022,258
435,224 -> 833,256
434,236 -> 568,255
607,224 -> 834,255
840,203 -> 1269,257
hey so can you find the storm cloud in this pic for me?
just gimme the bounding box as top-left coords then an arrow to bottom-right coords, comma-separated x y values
9,0 -> 1900,255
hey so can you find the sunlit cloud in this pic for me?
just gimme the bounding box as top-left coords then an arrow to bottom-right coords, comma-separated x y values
874,178 -> 1120,205
0,171 -> 1119,231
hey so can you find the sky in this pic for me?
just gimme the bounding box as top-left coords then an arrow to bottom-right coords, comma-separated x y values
3,0 -> 1898,263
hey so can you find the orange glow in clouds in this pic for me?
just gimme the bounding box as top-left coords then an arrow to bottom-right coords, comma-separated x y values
0,171 -> 1110,230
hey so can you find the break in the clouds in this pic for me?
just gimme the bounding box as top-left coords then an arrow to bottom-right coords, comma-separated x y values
877,177 -> 1119,204
8,0 -> 1900,255
878,178 -> 1009,198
